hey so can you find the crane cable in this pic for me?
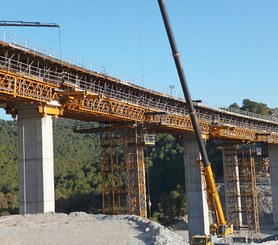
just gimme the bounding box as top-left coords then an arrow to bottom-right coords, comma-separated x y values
58,26 -> 62,58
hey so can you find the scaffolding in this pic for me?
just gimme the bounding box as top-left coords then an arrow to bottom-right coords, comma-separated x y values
125,127 -> 147,217
222,145 -> 242,229
100,129 -> 127,215
100,126 -> 147,218
223,144 -> 261,239
238,147 -> 260,240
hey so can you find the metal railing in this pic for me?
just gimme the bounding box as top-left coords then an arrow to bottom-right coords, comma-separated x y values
1,30 -> 277,123
0,30 -> 181,98
0,32 -> 277,134
0,55 -> 277,134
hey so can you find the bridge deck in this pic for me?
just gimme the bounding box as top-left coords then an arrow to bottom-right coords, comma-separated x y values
0,39 -> 277,143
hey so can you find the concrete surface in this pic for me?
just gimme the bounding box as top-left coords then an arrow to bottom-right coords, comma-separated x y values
183,133 -> 210,240
17,106 -> 55,214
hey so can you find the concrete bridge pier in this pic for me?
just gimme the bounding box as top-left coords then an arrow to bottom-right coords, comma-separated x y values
269,144 -> 278,228
17,106 -> 55,214
183,133 -> 210,240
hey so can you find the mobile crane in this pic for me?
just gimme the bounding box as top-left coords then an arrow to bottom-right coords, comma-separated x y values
157,1 -> 234,244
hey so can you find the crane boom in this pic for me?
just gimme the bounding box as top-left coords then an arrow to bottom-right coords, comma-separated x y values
0,21 -> 59,28
157,0 -> 233,238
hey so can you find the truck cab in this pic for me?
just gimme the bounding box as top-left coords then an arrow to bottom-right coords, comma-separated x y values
191,235 -> 211,245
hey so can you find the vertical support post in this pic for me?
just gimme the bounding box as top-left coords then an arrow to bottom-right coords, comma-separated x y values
17,106 -> 55,214
238,147 -> 260,239
222,145 -> 242,229
183,133 -> 210,240
100,129 -> 126,215
269,144 -> 278,228
125,127 -> 147,218
100,127 -> 147,218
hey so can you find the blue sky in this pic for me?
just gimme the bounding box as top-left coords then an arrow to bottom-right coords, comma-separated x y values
0,0 -> 277,119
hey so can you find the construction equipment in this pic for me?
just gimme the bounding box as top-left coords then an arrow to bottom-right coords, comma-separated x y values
0,21 -> 59,28
0,20 -> 62,57
191,235 -> 212,245
157,1 -> 234,244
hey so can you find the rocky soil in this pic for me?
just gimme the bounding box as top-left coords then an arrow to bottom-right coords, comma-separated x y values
0,211 -> 278,244
0,173 -> 274,244
0,212 -> 186,245
256,173 -> 273,225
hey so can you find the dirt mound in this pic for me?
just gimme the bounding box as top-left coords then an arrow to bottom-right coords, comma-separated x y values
0,212 -> 186,245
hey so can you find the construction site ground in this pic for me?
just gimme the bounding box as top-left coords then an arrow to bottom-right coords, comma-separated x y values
0,212 -> 278,245
0,212 -> 185,245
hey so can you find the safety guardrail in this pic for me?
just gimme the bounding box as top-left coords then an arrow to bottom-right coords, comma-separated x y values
0,32 -> 277,134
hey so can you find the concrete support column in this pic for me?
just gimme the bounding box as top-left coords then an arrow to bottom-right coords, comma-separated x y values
183,133 -> 210,240
18,106 -> 55,214
269,144 -> 278,228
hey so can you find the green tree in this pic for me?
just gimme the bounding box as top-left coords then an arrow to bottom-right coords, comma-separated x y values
153,184 -> 186,225
241,99 -> 269,115
0,118 -> 102,215
229,103 -> 240,110
147,134 -> 185,221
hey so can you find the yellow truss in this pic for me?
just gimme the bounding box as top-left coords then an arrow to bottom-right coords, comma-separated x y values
0,68 -> 277,144
62,97 -> 146,122
209,125 -> 278,143
0,69 -> 58,103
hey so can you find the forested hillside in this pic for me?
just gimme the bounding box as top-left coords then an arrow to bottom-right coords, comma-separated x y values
0,99 -> 275,224
0,119 -> 103,215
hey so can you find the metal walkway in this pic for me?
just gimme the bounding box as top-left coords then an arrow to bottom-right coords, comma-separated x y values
0,33 -> 277,144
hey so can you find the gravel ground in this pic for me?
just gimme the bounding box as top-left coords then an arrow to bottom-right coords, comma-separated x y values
0,212 -> 186,245
1,212 -> 278,244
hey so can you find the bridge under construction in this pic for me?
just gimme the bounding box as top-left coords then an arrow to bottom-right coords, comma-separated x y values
0,32 -> 278,239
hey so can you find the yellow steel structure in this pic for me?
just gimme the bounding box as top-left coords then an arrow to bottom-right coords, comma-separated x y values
100,129 -> 127,215
222,145 -> 242,229
99,126 -> 147,218
0,69 -> 58,103
238,147 -> 260,240
222,144 -> 270,239
0,39 -> 277,143
62,97 -> 145,122
124,127 -> 147,218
